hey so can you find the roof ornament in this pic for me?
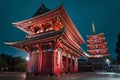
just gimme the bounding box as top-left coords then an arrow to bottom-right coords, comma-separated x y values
33,4 -> 50,17
92,21 -> 96,35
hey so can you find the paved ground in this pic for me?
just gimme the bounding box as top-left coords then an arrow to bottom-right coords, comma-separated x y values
0,72 -> 26,80
0,72 -> 120,80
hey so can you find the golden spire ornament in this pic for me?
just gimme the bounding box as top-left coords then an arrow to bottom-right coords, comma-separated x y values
92,21 -> 96,34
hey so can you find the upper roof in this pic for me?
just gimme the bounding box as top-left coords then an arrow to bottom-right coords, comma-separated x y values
87,33 -> 104,37
12,4 -> 85,45
33,4 -> 50,17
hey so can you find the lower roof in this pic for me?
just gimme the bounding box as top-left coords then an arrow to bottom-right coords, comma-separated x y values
5,28 -> 64,47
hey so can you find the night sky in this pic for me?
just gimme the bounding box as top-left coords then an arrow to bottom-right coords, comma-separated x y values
0,0 -> 120,59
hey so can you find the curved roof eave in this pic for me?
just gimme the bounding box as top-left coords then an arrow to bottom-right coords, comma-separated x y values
5,27 -> 64,46
12,4 -> 64,25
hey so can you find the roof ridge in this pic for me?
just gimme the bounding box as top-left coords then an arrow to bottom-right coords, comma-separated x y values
33,4 -> 50,17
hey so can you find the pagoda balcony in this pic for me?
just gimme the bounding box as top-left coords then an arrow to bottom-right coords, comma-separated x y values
87,48 -> 108,55
87,38 -> 105,44
87,33 -> 104,40
87,43 -> 107,49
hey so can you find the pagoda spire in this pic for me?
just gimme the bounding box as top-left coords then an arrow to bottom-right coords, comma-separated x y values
92,21 -> 96,34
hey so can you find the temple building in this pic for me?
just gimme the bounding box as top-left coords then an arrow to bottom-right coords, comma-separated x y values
87,22 -> 109,58
78,22 -> 110,72
5,4 -> 86,75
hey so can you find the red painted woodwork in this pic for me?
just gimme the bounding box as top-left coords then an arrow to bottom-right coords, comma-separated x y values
87,38 -> 105,44
87,33 -> 109,57
87,33 -> 104,40
13,5 -> 85,45
27,53 -> 31,72
41,51 -> 52,75
5,4 -> 85,76
70,59 -> 75,73
54,48 -> 63,75
36,45 -> 42,73
68,58 -> 72,72
87,48 -> 108,54
65,55 -> 68,73
62,56 -> 66,73
87,43 -> 107,49
30,52 -> 39,73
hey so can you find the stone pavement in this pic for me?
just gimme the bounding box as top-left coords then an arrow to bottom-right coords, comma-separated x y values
26,72 -> 120,80
1,72 -> 120,80
26,73 -> 83,80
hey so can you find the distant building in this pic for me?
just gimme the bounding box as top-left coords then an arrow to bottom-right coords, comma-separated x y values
79,22 -> 110,72
5,4 -> 86,76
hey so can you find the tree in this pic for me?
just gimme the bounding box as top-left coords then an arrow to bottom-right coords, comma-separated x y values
0,53 -> 27,71
0,56 -> 2,70
115,33 -> 120,64
110,58 -> 117,65
0,54 -> 10,71
13,57 -> 27,71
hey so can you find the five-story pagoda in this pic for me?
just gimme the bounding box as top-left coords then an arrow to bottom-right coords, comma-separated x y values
87,22 -> 110,71
87,22 -> 109,57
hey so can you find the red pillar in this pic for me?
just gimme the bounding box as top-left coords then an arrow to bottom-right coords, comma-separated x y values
24,46 -> 31,73
72,56 -> 75,73
74,57 -> 78,72
65,54 -> 68,73
76,57 -> 78,72
70,54 -> 73,73
53,48 -> 56,75
36,44 -> 42,73
60,50 -> 63,74
27,53 -> 31,72
52,49 -> 55,75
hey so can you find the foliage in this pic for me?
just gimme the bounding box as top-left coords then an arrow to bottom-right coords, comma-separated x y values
0,56 -> 3,69
13,57 -> 27,71
0,53 -> 27,72
115,33 -> 120,64
110,58 -> 117,65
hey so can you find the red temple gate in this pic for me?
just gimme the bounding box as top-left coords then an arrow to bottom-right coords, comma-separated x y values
5,4 -> 86,76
